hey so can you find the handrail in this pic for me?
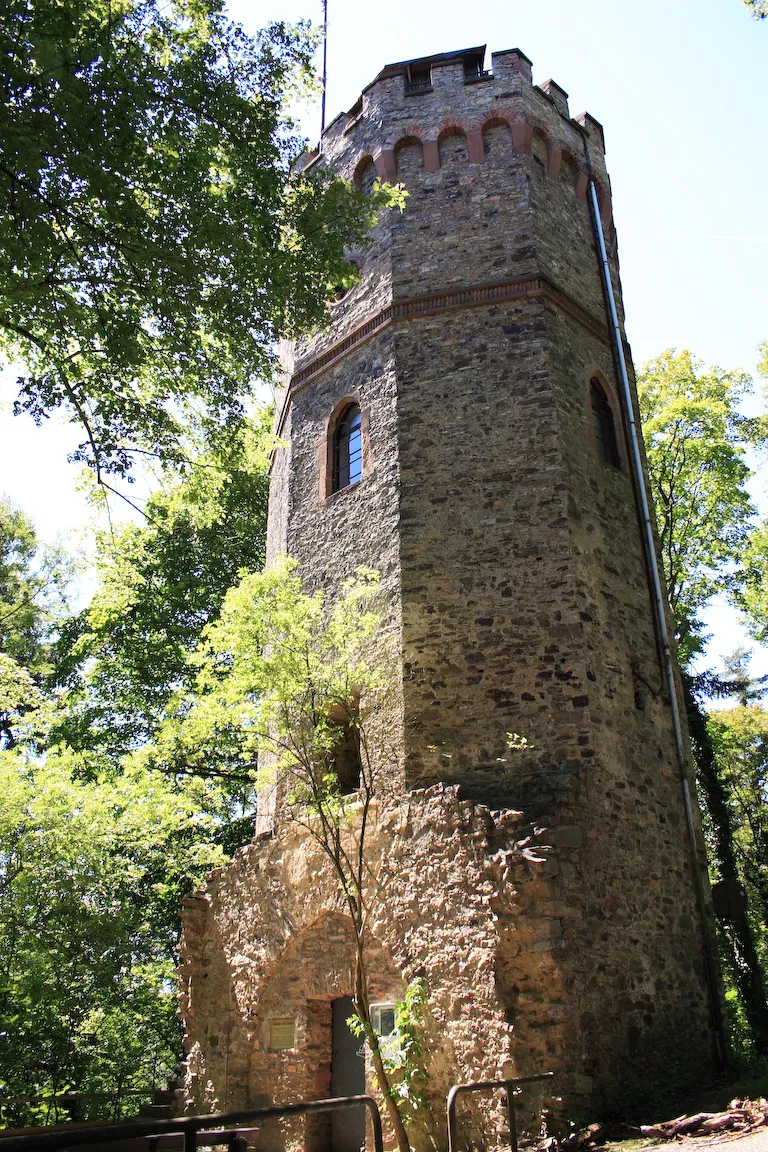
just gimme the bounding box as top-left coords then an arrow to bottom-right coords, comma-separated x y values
447,1073 -> 554,1152
0,1094 -> 383,1152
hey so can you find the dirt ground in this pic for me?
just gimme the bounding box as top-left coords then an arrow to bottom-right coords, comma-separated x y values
607,1130 -> 768,1152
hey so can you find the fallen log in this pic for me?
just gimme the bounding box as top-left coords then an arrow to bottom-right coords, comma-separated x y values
637,1098 -> 768,1141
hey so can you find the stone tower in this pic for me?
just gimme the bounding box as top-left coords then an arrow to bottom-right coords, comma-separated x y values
179,46 -> 722,1142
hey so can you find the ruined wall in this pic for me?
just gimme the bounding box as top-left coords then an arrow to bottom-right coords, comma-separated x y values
180,787 -> 564,1149
182,782 -> 714,1138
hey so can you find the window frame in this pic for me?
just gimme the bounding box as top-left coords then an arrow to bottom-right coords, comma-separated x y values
322,397 -> 367,499
368,1002 -> 401,1065
586,372 -> 625,472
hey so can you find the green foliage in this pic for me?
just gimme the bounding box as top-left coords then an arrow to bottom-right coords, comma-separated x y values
759,342 -> 768,379
740,347 -> 768,639
737,527 -> 768,645
0,496 -> 73,747
708,705 -> 768,950
743,0 -> 768,17
638,349 -> 767,661
717,648 -> 768,708
0,0 -> 398,481
389,980 -> 430,1114
149,556 -> 384,796
0,653 -> 44,751
50,421 -> 270,774
0,467 -> 268,1114
347,979 -> 431,1122
0,748 -> 225,1127
0,496 -> 72,674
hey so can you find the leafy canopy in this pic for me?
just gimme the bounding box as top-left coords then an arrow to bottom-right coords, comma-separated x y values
146,556 -> 384,794
0,496 -> 73,747
0,496 -> 72,674
638,348 -> 767,659
0,748 -> 225,1127
735,343 -> 768,642
0,0 -> 396,481
707,705 -> 768,972
50,419 -> 270,771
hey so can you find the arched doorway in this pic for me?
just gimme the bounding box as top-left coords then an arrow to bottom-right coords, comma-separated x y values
254,913 -> 403,1150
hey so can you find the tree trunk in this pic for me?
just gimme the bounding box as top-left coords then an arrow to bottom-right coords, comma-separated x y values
684,675 -> 768,1053
353,945 -> 411,1152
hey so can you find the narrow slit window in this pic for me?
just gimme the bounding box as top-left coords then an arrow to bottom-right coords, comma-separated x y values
325,699 -> 363,794
332,720 -> 362,794
332,404 -> 362,492
590,379 -> 621,468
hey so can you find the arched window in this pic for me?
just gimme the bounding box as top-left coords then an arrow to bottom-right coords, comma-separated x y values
590,379 -> 621,468
332,403 -> 362,492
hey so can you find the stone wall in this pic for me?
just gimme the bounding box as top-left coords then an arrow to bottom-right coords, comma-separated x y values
181,780 -> 714,1141
180,787 -> 565,1149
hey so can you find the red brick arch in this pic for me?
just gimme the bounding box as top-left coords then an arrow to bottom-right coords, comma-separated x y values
436,121 -> 475,165
393,134 -> 425,179
353,154 -> 376,190
386,125 -> 427,149
591,175 -> 613,225
436,117 -> 469,140
479,114 -> 520,156
559,147 -> 579,191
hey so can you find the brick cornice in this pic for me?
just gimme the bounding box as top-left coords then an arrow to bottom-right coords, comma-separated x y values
275,274 -> 610,439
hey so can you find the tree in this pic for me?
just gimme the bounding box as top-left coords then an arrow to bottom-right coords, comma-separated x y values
638,348 -> 767,660
0,0 -> 396,486
735,344 -> 768,640
708,704 -> 768,945
0,496 -> 72,747
685,673 -> 768,1055
159,559 -> 413,1151
718,647 -> 768,708
743,0 -> 768,17
0,485 -> 261,1120
50,419 -> 269,783
737,524 -> 768,650
638,349 -> 768,1051
0,747 -> 226,1128
704,699 -> 768,1055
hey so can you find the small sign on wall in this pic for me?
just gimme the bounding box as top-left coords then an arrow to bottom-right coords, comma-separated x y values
269,1017 -> 296,1050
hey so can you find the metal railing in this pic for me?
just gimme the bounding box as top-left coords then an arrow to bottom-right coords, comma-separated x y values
0,1094 -> 383,1152
447,1073 -> 555,1152
404,76 -> 432,95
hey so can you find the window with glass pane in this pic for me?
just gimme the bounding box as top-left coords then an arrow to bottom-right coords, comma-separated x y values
590,379 -> 621,468
372,1005 -> 396,1036
332,404 -> 363,492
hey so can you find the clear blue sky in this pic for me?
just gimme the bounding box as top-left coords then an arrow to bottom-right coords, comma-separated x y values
1,0 -> 766,668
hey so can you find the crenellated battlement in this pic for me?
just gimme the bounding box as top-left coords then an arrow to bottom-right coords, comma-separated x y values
300,45 -> 610,221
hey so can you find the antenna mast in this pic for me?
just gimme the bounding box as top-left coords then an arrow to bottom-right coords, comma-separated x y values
320,0 -> 328,140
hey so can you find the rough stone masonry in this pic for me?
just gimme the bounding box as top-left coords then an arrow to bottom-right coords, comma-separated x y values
179,45 -> 723,1149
